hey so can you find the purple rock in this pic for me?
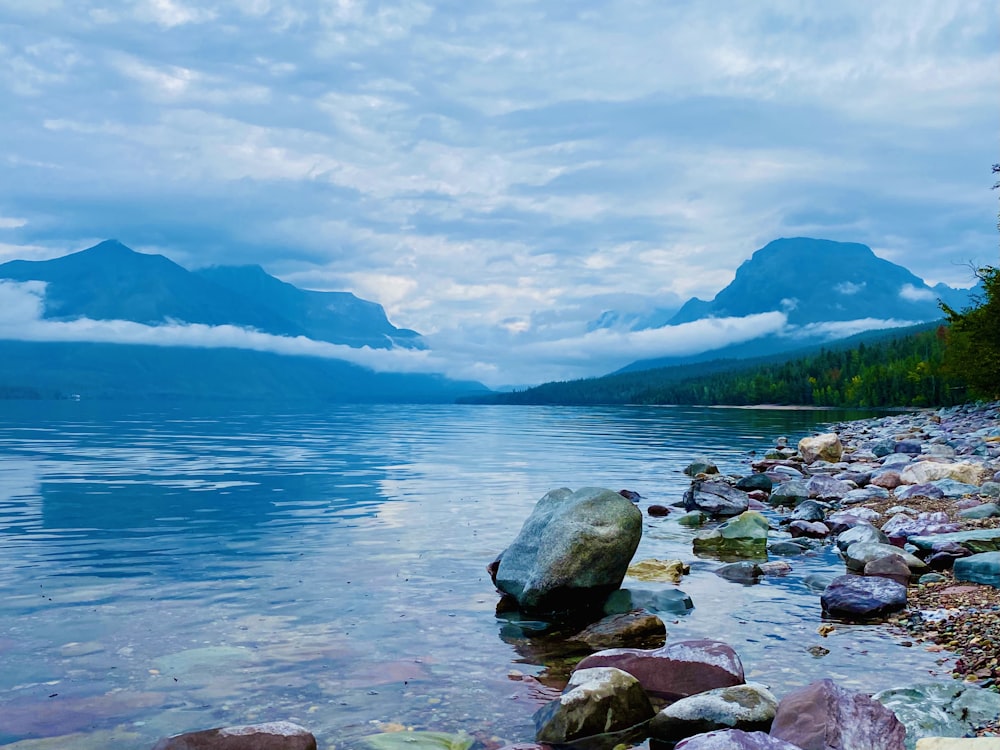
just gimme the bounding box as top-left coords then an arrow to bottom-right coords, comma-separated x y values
575,639 -> 744,701
676,729 -> 801,749
770,678 -> 906,750
152,722 -> 317,750
820,574 -> 907,620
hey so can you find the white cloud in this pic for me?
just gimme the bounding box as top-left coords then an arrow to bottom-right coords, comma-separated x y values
835,281 -> 866,295
0,217 -> 27,229
899,284 -> 936,302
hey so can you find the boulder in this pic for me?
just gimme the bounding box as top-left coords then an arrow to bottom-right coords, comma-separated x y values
863,555 -> 912,587
770,678 -> 906,750
909,529 -> 1000,555
827,509 -> 881,535
789,520 -> 830,539
789,499 -> 827,522
835,523 -> 889,552
736,474 -> 774,493
575,639 -> 745,701
957,502 -> 1000,520
807,475 -> 855,501
900,461 -> 988,486
769,480 -> 810,507
152,722 -> 317,750
768,540 -> 811,556
923,541 -> 973,571
684,479 -> 750,516
932,478 -> 983,499
873,682 -> 1000,750
799,433 -> 844,464
953,551 -> 1000,588
714,562 -> 763,583
533,666 -> 655,744
676,730 -> 802,749
871,470 -> 905,489
896,483 -> 946,502
649,683 -> 779,742
843,542 -> 926,573
493,487 -> 643,613
692,511 -> 769,558
648,504 -> 671,517
568,611 -> 667,650
678,511 -> 708,527
821,575 -> 908,620
881,512 -> 960,545
685,458 -> 720,477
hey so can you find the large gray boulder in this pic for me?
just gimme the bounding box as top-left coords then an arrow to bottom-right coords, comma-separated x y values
684,478 -> 750,516
533,666 -> 654,744
493,487 -> 642,613
770,678 -> 906,749
152,722 -> 317,750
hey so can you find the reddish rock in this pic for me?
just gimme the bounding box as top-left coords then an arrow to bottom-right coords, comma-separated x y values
152,722 -> 317,750
789,520 -> 830,539
647,504 -> 671,517
619,489 -> 642,501
769,679 -> 906,750
574,639 -> 744,701
864,555 -> 912,587
870,471 -> 903,490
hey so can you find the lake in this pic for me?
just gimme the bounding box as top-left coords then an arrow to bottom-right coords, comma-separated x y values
0,402 -> 954,749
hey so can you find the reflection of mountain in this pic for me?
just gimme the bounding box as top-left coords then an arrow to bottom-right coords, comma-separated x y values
7,409 -> 391,581
0,240 -> 485,401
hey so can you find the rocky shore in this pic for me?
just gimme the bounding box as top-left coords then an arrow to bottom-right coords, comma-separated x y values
150,401 -> 1000,750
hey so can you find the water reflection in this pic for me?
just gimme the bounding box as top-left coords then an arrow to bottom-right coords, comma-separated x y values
0,402 -> 951,750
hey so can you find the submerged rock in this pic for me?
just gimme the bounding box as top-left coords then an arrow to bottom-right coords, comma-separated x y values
692,511 -> 769,558
568,611 -> 667,650
152,722 -> 317,750
493,487 -> 642,614
873,682 -> 1000,750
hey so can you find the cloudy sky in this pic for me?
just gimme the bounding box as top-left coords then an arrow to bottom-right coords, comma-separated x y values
1,1 -> 997,387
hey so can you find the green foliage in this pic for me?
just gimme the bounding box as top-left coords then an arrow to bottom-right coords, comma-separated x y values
940,265 -> 1000,399
472,324 -> 968,408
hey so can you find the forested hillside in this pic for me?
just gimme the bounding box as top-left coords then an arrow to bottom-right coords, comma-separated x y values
470,324 -> 968,408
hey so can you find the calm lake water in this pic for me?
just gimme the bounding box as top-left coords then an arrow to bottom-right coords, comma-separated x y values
0,402 -> 955,749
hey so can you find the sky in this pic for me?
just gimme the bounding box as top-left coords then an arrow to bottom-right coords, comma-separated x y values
0,1 -> 998,387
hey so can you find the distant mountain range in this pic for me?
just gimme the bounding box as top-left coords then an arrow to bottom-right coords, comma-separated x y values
0,239 -> 422,349
0,240 -> 483,402
604,237 -> 980,374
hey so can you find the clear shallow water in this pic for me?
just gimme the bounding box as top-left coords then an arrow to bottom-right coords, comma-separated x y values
0,402 -> 954,748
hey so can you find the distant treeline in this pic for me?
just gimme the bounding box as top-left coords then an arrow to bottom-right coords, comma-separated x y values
469,325 -> 970,408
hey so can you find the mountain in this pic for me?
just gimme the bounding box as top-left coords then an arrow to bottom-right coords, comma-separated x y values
0,239 -> 419,349
668,238 -> 958,325
616,237 -> 979,374
0,240 -> 484,402
195,264 -> 423,349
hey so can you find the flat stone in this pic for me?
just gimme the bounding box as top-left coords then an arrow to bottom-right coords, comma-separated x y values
568,611 -> 667,650
576,639 -> 744,701
909,529 -> 1000,554
953,552 -> 1000,588
957,503 -> 1000,520
649,683 -> 779,742
152,722 -> 317,750
874,682 -> 1000,749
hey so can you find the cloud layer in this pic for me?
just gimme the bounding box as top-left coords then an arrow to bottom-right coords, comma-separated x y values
0,1 -> 996,385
